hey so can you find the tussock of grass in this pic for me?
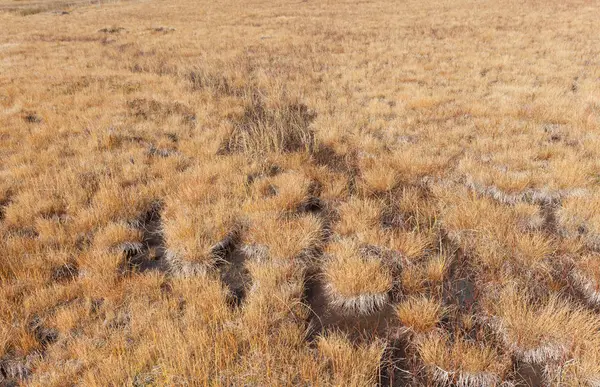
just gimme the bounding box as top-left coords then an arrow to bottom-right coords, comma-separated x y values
317,332 -> 386,386
396,296 -> 446,335
417,333 -> 507,387
570,253 -> 600,307
485,286 -> 600,369
223,95 -> 317,155
323,239 -> 393,315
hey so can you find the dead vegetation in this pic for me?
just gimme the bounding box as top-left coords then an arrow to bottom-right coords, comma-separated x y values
1,0 -> 600,385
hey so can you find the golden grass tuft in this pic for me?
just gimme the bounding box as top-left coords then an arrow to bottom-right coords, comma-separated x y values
485,286 -> 600,365
323,240 -> 393,315
417,333 -> 507,387
396,296 -> 445,335
570,254 -> 600,306
224,95 -> 316,155
317,332 -> 386,386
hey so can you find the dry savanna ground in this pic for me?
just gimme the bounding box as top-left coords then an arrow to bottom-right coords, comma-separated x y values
1,0 -> 600,385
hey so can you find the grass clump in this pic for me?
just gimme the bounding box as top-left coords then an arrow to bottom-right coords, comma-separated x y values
224,95 -> 317,155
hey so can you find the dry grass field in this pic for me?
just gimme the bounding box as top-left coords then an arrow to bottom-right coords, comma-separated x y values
1,0 -> 600,385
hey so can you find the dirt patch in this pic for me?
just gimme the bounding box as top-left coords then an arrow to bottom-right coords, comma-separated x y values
151,26 -> 175,34
297,181 -> 326,216
380,203 -> 406,231
303,268 -> 396,342
539,200 -> 559,235
0,196 -> 12,222
378,336 -> 412,387
510,359 -> 547,387
0,0 -> 123,14
147,144 -> 179,158
442,246 -> 478,314
29,317 -> 59,349
312,145 -> 359,194
207,227 -> 251,307
217,245 -> 252,308
246,164 -> 282,186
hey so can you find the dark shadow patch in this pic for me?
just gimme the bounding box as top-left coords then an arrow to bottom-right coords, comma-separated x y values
217,247 -> 252,308
211,229 -> 252,308
98,26 -> 125,34
298,196 -> 325,215
539,200 -> 559,235
151,26 -> 175,33
312,144 -> 348,172
89,298 -> 104,315
28,317 -> 58,349
50,260 -> 78,283
360,244 -> 404,303
380,203 -> 406,231
127,98 -> 196,127
312,146 -> 359,194
246,164 -> 282,186
39,207 -> 67,221
510,358 -> 547,387
0,355 -> 32,385
298,182 -> 325,215
147,144 -> 179,158
0,194 -> 13,222
442,245 -> 478,314
5,227 -> 39,239
22,112 -> 42,124
378,336 -> 412,387
121,201 -> 169,274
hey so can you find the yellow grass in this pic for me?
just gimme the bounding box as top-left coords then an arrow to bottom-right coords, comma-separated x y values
396,297 -> 445,335
1,0 -> 600,384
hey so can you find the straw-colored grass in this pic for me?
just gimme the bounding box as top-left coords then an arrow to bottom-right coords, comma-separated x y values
1,0 -> 600,384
